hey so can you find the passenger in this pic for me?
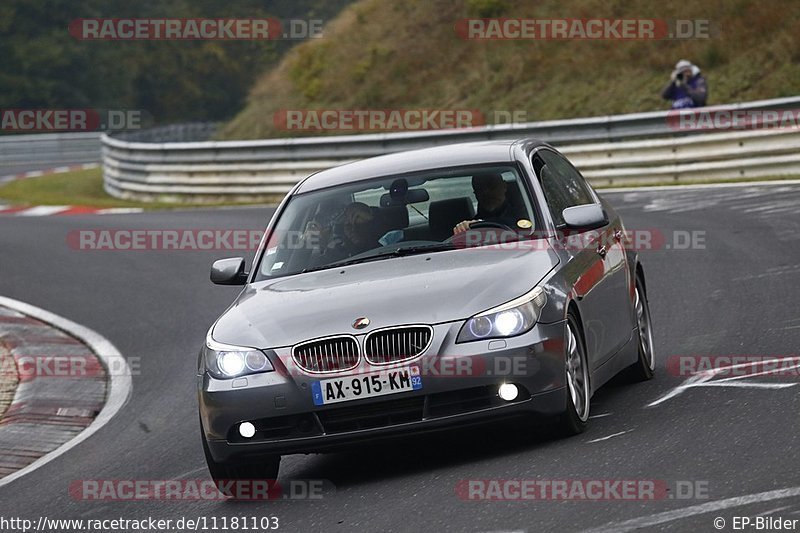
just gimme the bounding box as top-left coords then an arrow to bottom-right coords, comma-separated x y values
304,202 -> 382,262
338,202 -> 381,255
453,173 -> 525,234
661,59 -> 707,109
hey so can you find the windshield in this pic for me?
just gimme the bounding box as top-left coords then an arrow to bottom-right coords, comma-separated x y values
255,165 -> 537,279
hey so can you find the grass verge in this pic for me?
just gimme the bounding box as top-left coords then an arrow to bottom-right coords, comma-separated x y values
0,168 -> 275,209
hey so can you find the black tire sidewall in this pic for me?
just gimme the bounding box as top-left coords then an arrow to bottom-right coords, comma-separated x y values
560,312 -> 589,434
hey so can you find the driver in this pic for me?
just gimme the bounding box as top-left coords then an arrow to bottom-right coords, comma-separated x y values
453,173 -> 524,234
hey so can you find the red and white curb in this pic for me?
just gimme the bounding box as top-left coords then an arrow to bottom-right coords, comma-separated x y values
0,205 -> 143,216
0,162 -> 142,215
0,296 -> 131,487
0,163 -> 99,184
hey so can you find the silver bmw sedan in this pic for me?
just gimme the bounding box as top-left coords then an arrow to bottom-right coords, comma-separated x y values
198,138 -> 655,489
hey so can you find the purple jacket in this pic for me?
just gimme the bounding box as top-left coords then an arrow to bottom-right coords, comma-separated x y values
662,74 -> 708,109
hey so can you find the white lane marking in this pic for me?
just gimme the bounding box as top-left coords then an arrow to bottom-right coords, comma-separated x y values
712,363 -> 800,383
588,413 -> 612,419
647,372 -> 710,407
648,358 -> 800,407
755,505 -> 793,517
96,207 -> 145,215
733,265 -> 800,281
699,382 -> 796,389
0,295 -> 132,489
582,486 -> 800,533
16,205 -> 70,216
599,179 -> 800,194
586,430 -> 630,443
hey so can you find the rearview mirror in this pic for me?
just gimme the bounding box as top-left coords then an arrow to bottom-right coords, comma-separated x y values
561,204 -> 608,230
210,257 -> 248,285
380,188 -> 430,207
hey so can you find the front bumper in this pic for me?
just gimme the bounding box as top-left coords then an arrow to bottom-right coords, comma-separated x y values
199,319 -> 567,461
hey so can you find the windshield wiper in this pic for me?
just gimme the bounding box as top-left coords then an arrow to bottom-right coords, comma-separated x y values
301,243 -> 456,274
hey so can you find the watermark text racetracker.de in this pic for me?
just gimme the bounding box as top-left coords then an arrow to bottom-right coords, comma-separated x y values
272,353 -> 542,380
667,355 -> 800,377
0,355 -> 140,380
456,479 -> 710,500
456,18 -> 713,40
275,109 -> 551,131
69,478 -> 330,501
1,109 -> 146,132
69,18 -> 323,40
67,228 -> 707,252
68,229 -> 264,251
274,109 -> 484,132
667,107 -> 800,131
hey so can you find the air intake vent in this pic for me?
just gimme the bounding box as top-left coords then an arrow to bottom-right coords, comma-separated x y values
293,336 -> 360,373
364,325 -> 432,365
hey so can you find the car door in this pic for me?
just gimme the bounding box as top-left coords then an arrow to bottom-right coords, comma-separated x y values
534,149 -> 632,368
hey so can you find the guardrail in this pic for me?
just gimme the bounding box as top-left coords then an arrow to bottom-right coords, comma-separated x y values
101,96 -> 800,202
0,132 -> 102,176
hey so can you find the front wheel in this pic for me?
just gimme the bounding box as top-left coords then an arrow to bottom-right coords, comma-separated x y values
201,428 -> 281,498
557,312 -> 590,435
626,272 -> 655,382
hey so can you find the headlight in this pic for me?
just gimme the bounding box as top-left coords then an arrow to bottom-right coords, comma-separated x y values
203,333 -> 274,379
457,286 -> 547,343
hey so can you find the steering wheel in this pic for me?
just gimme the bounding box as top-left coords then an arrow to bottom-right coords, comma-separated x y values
467,220 -> 515,231
443,220 -> 518,244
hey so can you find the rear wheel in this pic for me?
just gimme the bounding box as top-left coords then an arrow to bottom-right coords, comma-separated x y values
627,272 -> 655,382
558,312 -> 590,435
201,427 -> 280,498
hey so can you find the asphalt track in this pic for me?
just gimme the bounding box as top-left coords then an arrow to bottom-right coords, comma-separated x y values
0,182 -> 798,532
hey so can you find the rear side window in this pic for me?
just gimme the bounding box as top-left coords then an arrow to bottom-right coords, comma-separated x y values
534,150 -> 595,226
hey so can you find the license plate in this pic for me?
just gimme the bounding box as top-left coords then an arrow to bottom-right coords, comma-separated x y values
311,366 -> 422,406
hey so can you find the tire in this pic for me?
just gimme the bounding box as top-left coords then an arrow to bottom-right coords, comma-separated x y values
558,311 -> 590,435
626,271 -> 656,382
201,426 -> 281,498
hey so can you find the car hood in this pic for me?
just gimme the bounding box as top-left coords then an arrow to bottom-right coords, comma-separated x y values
212,242 -> 559,348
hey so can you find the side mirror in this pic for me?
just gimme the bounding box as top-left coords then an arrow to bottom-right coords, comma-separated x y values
561,204 -> 608,230
210,257 -> 248,285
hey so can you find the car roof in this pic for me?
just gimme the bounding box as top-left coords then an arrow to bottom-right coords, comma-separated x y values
295,139 -> 547,193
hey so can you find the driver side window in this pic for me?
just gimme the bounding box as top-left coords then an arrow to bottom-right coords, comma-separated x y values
534,150 -> 594,227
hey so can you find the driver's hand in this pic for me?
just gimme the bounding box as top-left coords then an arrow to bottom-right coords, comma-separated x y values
453,220 -> 477,235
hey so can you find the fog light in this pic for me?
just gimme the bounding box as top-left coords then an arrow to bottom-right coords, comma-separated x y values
498,383 -> 518,401
239,421 -> 256,438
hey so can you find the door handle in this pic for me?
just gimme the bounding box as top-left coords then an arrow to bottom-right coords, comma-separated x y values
613,229 -> 623,242
596,245 -> 608,258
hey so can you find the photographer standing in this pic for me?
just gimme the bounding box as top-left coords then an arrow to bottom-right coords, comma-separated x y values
662,59 -> 708,109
